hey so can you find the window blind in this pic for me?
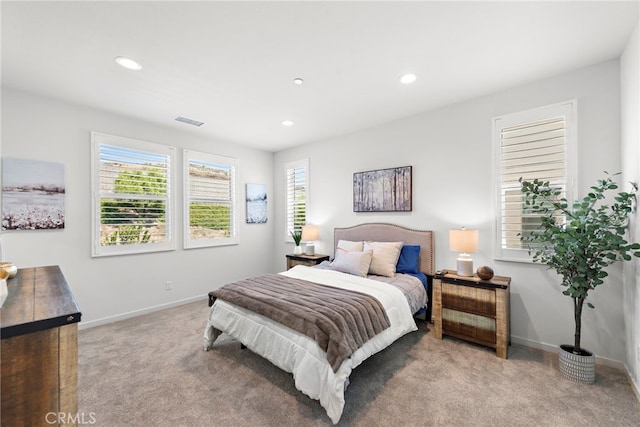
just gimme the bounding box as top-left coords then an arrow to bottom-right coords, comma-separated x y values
493,100 -> 576,261
92,132 -> 175,257
500,118 -> 567,250
286,160 -> 308,236
184,151 -> 237,248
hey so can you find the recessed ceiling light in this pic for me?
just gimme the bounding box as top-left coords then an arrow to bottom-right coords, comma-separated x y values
293,78 -> 304,85
281,120 -> 294,127
400,73 -> 416,84
115,56 -> 142,71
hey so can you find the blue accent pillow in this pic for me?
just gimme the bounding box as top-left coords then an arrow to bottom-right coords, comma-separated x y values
396,245 -> 420,274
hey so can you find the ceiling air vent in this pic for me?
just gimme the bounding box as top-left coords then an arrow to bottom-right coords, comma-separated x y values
175,116 -> 204,127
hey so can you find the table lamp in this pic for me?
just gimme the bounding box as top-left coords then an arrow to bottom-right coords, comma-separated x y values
301,225 -> 319,255
449,228 -> 479,277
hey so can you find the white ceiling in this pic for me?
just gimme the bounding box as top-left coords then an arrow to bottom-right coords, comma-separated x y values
2,1 -> 639,152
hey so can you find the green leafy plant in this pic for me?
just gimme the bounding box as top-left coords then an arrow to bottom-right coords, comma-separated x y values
100,167 -> 167,247
101,168 -> 167,226
189,203 -> 231,232
520,173 -> 640,354
290,229 -> 302,246
102,225 -> 151,246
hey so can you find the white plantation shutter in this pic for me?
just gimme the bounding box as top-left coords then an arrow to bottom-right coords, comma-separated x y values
91,132 -> 175,257
285,159 -> 308,240
184,150 -> 238,248
493,101 -> 577,261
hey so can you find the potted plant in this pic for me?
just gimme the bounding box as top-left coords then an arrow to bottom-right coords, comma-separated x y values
520,173 -> 640,384
290,229 -> 303,255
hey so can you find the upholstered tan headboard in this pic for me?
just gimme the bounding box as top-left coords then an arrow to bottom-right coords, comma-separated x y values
333,223 -> 435,276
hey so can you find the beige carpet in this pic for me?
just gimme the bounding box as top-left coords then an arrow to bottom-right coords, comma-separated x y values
78,301 -> 640,426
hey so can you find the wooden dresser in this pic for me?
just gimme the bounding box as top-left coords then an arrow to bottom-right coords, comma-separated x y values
1,265 -> 82,427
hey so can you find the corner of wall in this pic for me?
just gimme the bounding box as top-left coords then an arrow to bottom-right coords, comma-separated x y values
621,21 -> 640,397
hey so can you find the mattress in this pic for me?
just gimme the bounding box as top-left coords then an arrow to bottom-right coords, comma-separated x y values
203,265 -> 422,424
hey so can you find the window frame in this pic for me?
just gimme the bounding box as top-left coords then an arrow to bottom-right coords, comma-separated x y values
91,132 -> 176,257
492,100 -> 578,262
183,149 -> 239,249
284,158 -> 309,242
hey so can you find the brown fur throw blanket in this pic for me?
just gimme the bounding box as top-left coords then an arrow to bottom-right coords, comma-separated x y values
210,273 -> 390,372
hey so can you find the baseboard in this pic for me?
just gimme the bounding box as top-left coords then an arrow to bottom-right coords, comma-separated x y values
517,334 -> 639,403
78,294 -> 207,330
511,335 -> 626,370
624,362 -> 640,403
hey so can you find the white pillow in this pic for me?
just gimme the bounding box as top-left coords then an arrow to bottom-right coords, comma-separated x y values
337,239 -> 364,252
363,241 -> 403,277
330,248 -> 373,277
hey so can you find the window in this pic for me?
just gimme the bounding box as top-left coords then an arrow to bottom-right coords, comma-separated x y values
493,100 -> 577,261
285,159 -> 308,240
91,132 -> 175,257
184,150 -> 238,248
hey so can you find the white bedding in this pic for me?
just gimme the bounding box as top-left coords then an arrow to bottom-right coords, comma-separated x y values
203,265 -> 419,424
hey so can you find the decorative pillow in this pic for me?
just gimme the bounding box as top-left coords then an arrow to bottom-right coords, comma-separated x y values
330,248 -> 372,277
363,241 -> 403,277
337,239 -> 364,252
396,245 -> 421,274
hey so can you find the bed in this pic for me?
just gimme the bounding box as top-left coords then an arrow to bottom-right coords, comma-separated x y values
203,223 -> 435,424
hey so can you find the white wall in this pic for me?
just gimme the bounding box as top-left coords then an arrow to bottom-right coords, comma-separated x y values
1,88 -> 275,326
274,59 -> 628,364
621,23 -> 640,394
1,57 -> 632,367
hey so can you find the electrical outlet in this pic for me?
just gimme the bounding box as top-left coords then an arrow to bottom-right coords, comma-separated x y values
165,280 -> 172,290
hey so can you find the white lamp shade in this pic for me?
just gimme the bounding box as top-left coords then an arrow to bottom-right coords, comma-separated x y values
301,225 -> 319,241
449,229 -> 479,254
449,229 -> 479,277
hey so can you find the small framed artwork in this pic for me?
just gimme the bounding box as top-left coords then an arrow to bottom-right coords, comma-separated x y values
353,165 -> 412,212
246,183 -> 267,223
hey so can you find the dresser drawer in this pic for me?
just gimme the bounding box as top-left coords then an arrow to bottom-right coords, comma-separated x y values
441,282 -> 496,317
290,258 -> 320,268
442,308 -> 496,344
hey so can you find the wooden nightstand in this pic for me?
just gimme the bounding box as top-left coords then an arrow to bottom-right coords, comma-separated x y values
433,269 -> 511,358
286,253 -> 330,270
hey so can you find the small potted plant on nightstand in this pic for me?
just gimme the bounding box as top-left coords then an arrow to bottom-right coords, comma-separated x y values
290,229 -> 303,255
520,173 -> 640,384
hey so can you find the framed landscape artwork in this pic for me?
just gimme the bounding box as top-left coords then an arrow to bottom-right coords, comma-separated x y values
353,165 -> 412,212
2,158 -> 66,230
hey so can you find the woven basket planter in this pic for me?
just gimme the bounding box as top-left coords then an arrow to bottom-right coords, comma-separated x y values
558,344 -> 595,384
